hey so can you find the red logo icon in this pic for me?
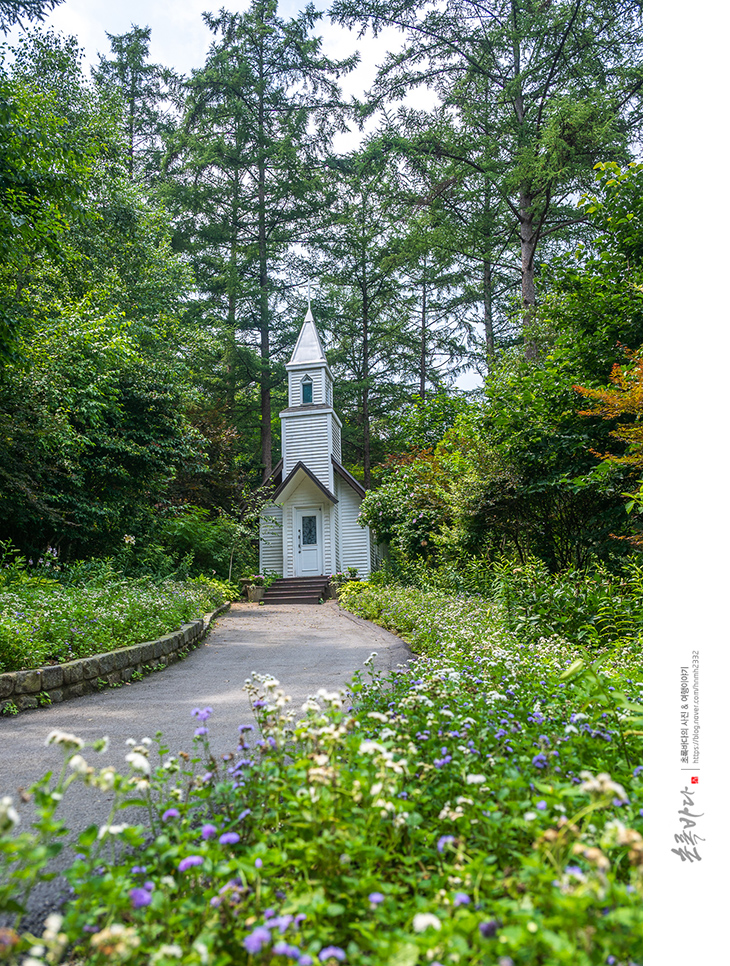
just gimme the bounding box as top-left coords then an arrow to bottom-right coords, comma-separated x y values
691,776 -> 699,784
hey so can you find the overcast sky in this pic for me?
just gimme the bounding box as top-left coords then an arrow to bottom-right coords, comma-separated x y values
5,0 -> 412,152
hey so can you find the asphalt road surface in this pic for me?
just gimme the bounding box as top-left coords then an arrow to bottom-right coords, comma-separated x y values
0,600 -> 412,931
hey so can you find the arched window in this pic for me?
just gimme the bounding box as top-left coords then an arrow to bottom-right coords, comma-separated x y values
301,375 -> 313,404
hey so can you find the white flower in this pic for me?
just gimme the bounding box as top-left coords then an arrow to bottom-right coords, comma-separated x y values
45,730 -> 84,750
367,711 -> 389,723
413,912 -> 441,933
151,945 -> 184,962
94,767 -> 117,792
125,752 -> 151,775
0,795 -> 20,832
193,941 -> 209,964
524,811 -> 537,821
465,774 -> 487,785
68,754 -> 92,777
42,913 -> 64,941
359,740 -> 387,756
98,824 -> 129,839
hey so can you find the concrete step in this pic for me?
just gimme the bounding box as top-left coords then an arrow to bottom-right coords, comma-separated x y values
264,576 -> 330,605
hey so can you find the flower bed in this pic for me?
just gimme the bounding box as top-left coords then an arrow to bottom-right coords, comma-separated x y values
0,577 -> 233,674
0,581 -> 642,965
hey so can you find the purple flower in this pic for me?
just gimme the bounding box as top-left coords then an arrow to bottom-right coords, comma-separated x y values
129,887 -> 152,908
243,926 -> 272,954
178,855 -> 204,872
273,942 -> 301,957
437,835 -> 455,853
319,947 -> 346,962
239,808 -> 252,820
453,892 -> 470,906
239,723 -> 254,732
132,865 -> 147,874
536,801 -> 547,811
531,753 -> 548,769
479,919 -> 498,937
633,765 -> 643,776
162,808 -> 180,822
220,832 -> 240,845
191,706 -> 213,721
201,823 -> 217,840
195,727 -> 209,736
368,892 -> 385,905
255,857 -> 263,868
298,957 -> 313,966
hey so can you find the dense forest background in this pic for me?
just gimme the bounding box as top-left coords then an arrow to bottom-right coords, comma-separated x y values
0,0 -> 642,579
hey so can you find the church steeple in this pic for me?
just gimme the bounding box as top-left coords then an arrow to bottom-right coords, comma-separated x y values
286,305 -> 333,409
289,305 -> 328,367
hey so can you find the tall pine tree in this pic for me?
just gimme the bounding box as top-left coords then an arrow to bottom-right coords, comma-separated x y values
164,1 -> 354,477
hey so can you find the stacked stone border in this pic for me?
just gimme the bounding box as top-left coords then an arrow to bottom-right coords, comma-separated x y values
0,602 -> 231,716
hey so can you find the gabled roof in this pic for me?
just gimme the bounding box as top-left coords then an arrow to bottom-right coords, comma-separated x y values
263,458 -> 283,488
332,457 -> 366,498
272,460 -> 338,505
288,306 -> 328,367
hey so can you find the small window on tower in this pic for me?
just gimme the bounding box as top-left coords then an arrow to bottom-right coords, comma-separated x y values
302,375 -> 313,404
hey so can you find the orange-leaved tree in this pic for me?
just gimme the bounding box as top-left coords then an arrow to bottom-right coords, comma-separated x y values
574,347 -> 642,546
574,347 -> 643,470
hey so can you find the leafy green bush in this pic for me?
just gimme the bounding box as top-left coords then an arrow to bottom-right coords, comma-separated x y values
362,553 -> 642,652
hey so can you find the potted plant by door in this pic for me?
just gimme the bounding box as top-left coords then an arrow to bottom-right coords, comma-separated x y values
246,575 -> 266,603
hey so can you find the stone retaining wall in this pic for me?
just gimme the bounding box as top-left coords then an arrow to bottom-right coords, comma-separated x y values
0,602 -> 231,715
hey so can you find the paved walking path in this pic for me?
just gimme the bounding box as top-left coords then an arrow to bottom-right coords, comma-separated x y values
0,600 -> 412,929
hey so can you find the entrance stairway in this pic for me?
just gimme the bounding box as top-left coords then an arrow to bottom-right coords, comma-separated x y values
263,576 -> 331,605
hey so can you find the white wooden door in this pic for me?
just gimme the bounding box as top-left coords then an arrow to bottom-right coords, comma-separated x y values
295,507 -> 323,576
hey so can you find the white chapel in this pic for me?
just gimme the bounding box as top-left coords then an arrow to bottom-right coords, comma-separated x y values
258,306 -> 382,579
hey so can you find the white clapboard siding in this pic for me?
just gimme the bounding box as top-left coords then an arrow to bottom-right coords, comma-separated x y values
283,413 -> 333,487
288,369 -> 324,406
333,487 -> 341,572
338,484 -> 371,576
283,476 -> 332,577
259,505 -> 284,574
332,421 -> 341,462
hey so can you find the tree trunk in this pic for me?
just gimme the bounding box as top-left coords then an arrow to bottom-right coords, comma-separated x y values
257,41 -> 272,479
519,186 -> 539,359
361,275 -> 371,488
420,275 -> 427,399
226,165 -> 241,416
259,164 -> 272,479
482,256 -> 494,361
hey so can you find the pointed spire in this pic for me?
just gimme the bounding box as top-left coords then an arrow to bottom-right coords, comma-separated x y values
289,301 -> 327,366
